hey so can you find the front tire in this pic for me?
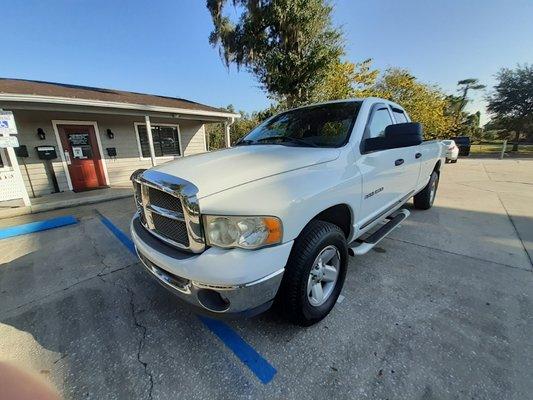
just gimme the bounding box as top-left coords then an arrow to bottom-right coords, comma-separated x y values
276,220 -> 348,326
413,170 -> 439,210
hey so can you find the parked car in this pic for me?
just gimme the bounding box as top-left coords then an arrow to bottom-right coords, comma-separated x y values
130,98 -> 444,326
451,136 -> 471,156
442,139 -> 459,163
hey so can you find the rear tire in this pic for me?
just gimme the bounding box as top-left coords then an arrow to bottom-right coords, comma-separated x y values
413,171 -> 439,210
276,220 -> 348,326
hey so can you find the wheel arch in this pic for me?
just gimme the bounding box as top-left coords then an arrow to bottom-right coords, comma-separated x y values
433,159 -> 442,174
309,203 -> 353,239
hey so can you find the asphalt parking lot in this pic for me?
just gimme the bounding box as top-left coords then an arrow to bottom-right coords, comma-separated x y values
1,158 -> 532,400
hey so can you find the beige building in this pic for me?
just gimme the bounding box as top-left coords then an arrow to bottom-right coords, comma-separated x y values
0,78 -> 237,209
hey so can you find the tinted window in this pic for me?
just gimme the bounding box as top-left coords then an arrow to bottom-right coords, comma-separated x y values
392,109 -> 408,123
137,125 -> 181,157
368,107 -> 393,138
239,102 -> 361,148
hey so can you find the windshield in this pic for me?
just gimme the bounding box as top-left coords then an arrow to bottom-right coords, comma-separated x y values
237,101 -> 361,148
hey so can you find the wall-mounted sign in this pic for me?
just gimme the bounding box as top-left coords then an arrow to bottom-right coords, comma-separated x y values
0,111 -> 18,135
0,135 -> 19,148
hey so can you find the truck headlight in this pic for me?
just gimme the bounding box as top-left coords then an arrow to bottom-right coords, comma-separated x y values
203,215 -> 283,249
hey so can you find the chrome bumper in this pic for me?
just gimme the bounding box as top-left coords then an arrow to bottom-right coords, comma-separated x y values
138,250 -> 283,317
132,216 -> 284,317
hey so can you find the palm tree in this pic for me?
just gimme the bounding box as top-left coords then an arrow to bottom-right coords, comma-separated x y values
455,79 -> 485,126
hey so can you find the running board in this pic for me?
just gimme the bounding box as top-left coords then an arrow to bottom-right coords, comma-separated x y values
348,209 -> 410,256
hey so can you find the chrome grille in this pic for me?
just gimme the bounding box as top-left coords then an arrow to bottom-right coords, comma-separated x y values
148,187 -> 183,213
152,213 -> 190,246
131,169 -> 205,253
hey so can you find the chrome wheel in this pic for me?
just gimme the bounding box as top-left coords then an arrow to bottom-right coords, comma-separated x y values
307,245 -> 340,307
429,176 -> 438,204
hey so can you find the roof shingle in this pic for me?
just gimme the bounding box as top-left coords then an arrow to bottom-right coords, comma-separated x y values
0,78 -> 231,114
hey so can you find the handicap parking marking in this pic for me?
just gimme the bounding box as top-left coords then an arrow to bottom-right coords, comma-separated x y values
96,210 -> 278,384
0,215 -> 78,240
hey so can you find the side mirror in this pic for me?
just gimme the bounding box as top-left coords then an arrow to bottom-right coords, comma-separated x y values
363,122 -> 423,152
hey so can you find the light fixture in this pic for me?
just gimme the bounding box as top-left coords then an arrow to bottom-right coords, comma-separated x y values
106,129 -> 115,139
37,128 -> 46,140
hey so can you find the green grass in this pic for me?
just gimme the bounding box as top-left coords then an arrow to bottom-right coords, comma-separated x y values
470,143 -> 533,154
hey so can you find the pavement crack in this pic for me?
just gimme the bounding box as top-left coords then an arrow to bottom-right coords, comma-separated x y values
0,263 -> 137,317
100,276 -> 154,400
80,220 -> 115,275
53,353 -> 68,364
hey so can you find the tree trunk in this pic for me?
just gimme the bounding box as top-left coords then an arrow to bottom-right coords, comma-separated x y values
512,130 -> 520,152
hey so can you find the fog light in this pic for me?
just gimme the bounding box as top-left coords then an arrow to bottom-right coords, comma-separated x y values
197,289 -> 230,312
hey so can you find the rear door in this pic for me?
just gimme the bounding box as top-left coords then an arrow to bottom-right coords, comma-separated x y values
356,103 -> 419,228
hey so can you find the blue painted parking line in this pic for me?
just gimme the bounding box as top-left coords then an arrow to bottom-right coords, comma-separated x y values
199,316 -> 277,384
97,212 -> 136,255
97,211 -> 277,384
0,215 -> 78,240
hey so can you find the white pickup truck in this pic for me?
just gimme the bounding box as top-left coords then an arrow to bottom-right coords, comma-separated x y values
130,98 -> 444,326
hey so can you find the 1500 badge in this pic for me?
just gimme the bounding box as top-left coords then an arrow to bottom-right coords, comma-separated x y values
365,187 -> 384,199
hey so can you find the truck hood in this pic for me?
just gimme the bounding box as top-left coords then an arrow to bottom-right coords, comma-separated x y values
152,145 -> 340,198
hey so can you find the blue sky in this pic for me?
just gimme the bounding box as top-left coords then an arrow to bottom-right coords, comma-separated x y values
1,0 -> 532,124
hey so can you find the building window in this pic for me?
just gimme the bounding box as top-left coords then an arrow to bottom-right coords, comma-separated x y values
136,124 -> 181,158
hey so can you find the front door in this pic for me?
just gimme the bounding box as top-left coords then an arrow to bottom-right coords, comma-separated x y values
356,104 -> 420,227
58,124 -> 107,192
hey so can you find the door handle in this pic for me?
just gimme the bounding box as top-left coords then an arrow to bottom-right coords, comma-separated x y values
415,152 -> 422,159
395,159 -> 404,166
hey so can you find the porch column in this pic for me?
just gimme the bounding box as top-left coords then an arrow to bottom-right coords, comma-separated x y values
144,115 -> 157,166
0,110 -> 31,207
3,137 -> 31,206
224,121 -> 231,148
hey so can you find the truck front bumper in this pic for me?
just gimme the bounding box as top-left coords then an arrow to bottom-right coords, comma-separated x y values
131,215 -> 292,317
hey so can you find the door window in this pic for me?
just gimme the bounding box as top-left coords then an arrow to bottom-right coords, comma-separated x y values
68,133 -> 93,159
367,107 -> 393,138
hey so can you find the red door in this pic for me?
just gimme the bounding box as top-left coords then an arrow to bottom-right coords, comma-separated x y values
58,125 -> 107,192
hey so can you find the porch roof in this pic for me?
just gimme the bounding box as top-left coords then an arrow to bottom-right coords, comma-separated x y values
0,78 -> 239,121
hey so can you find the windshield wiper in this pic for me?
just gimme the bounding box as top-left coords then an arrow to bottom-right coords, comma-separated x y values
255,136 -> 318,147
234,139 -> 255,146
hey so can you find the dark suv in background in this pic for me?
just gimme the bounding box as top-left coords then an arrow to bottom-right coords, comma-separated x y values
451,136 -> 471,156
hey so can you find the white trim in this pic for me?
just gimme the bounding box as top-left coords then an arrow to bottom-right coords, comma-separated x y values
0,93 -> 240,119
202,124 -> 207,152
51,120 -> 110,190
177,124 -> 184,157
134,122 -> 184,160
144,115 -> 156,167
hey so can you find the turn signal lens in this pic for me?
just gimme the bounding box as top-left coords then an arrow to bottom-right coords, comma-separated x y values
264,217 -> 282,244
